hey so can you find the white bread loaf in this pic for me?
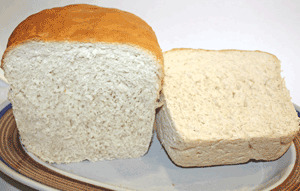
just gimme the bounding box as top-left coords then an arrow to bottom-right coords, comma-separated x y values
156,48 -> 299,167
1,4 -> 164,164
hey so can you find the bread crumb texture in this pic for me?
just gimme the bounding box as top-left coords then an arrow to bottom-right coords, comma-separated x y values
156,48 -> 299,167
4,41 -> 161,164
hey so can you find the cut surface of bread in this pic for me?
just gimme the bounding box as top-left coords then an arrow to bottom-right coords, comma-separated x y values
156,48 -> 299,167
1,4 -> 163,164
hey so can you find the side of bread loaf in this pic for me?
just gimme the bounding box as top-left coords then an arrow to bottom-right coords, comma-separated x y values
1,4 -> 163,164
156,48 -> 299,167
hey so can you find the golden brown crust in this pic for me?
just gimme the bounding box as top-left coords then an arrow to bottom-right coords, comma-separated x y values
1,4 -> 163,69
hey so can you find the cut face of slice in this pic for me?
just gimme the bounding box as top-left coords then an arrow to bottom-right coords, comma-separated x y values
156,48 -> 299,167
3,41 -> 161,164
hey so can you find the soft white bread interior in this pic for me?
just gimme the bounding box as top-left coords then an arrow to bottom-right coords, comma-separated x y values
156,48 -> 299,167
1,4 -> 163,164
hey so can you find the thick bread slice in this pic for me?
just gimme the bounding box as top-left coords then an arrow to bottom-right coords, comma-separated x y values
1,4 -> 163,164
156,48 -> 299,167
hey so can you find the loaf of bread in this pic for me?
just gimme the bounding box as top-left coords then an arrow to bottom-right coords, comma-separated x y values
1,4 -> 164,164
156,48 -> 299,167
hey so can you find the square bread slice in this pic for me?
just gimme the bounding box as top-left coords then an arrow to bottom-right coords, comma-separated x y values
155,48 -> 299,167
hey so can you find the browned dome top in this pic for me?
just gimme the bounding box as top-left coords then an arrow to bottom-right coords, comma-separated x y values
1,4 -> 163,67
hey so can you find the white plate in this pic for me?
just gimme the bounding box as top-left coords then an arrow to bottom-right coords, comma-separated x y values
0,100 -> 298,191
0,71 -> 9,104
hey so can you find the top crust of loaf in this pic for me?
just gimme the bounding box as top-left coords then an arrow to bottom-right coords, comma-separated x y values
1,4 -> 163,70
